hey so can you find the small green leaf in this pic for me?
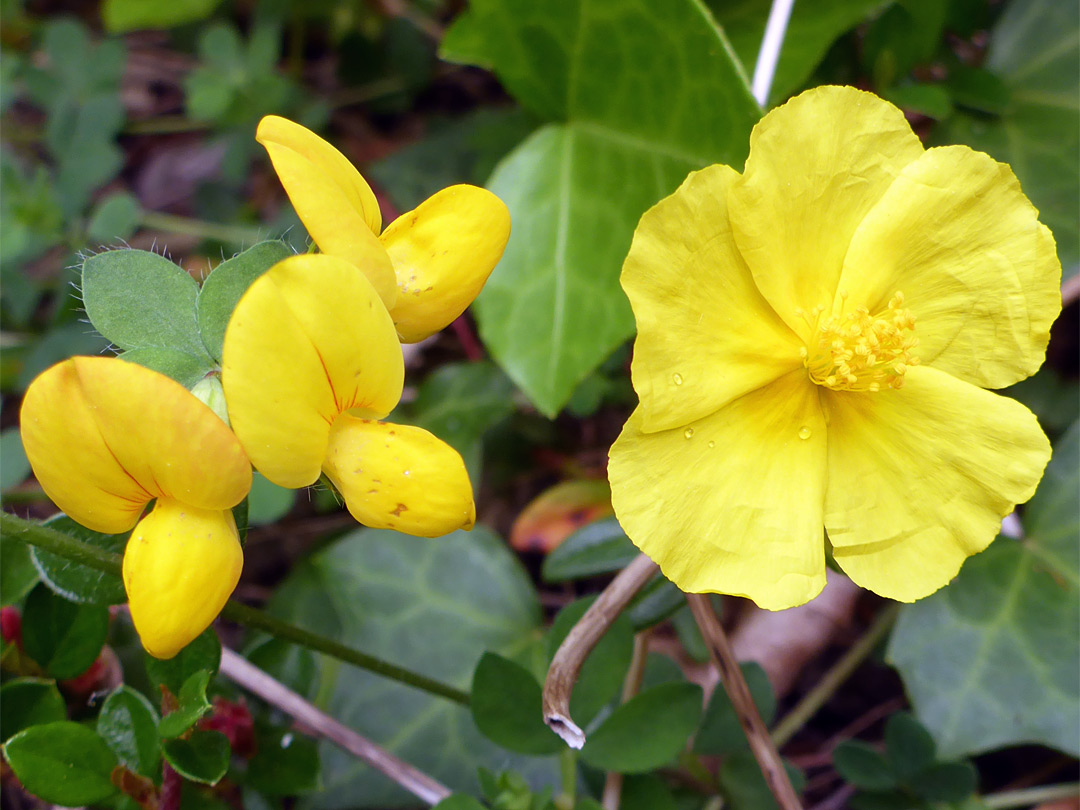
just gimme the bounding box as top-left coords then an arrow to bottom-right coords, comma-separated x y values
162,729 -> 230,784
547,597 -> 634,726
244,727 -> 320,794
719,749 -> 806,810
947,65 -> 1011,115
86,191 -> 141,243
884,712 -> 936,780
21,583 -> 109,679
580,682 -> 702,773
0,678 -> 66,741
622,773 -> 678,810
0,428 -> 31,492
196,241 -> 293,362
96,685 -> 161,777
119,348 -> 215,389
694,662 -> 776,755
2,721 -> 119,806
833,740 -> 898,791
625,575 -> 685,631
910,760 -> 978,802
146,627 -> 221,694
159,670 -> 213,738
82,249 -> 210,360
541,517 -> 638,582
471,652 -> 564,755
32,516 -> 127,605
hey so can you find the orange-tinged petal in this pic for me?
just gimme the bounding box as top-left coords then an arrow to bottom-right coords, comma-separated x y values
623,164 -> 804,433
728,86 -> 925,335
381,185 -> 510,342
222,254 -> 404,488
609,371 -> 828,610
123,499 -> 242,659
837,145 -> 1061,390
256,115 -> 397,306
321,415 -> 475,537
20,357 -> 251,534
824,366 -> 1051,602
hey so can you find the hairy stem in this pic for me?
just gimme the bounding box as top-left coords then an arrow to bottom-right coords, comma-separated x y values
687,593 -> 802,810
0,513 -> 470,705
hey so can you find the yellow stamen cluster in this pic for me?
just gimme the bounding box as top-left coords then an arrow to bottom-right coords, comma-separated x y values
800,292 -> 919,392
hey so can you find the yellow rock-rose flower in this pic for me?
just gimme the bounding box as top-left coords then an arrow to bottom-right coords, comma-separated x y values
222,253 -> 475,537
608,86 -> 1061,611
20,357 -> 252,658
256,115 -> 511,342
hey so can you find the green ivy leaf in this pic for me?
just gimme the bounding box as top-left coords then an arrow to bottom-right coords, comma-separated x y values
2,721 -> 119,806
910,760 -> 978,802
268,526 -> 554,805
541,517 -> 637,582
368,108 -> 538,212
159,670 -> 213,739
146,627 -> 221,694
21,583 -> 109,679
196,241 -> 293,363
887,422 -> 1080,757
0,678 -> 67,741
82,249 -> 212,361
32,515 -> 127,605
694,662 -> 776,755
471,652 -> 564,755
244,726 -> 320,795
708,0 -> 890,105
934,0 -> 1079,278
580,682 -> 702,773
162,729 -> 230,784
833,740 -> 898,791
96,685 -> 161,777
246,473 -> 295,526
443,0 -> 760,416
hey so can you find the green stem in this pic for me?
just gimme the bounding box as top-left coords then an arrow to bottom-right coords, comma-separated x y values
771,603 -> 900,748
138,211 -> 267,246
983,782 -> 1080,809
0,513 -> 470,706
123,116 -> 212,135
554,748 -> 577,810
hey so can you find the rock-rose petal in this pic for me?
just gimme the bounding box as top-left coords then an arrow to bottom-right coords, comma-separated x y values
608,85 -> 1061,609
823,366 -> 1051,601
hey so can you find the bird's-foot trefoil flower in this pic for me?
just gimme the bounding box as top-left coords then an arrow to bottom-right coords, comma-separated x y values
221,253 -> 475,536
20,357 -> 252,658
256,114 -> 511,342
608,85 -> 1061,611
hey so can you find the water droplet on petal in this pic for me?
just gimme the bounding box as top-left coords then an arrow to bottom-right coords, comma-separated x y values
673,373 -> 683,386
683,427 -> 694,439
798,427 -> 812,440
707,441 -> 715,449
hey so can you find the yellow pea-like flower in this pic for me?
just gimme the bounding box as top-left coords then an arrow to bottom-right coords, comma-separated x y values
608,86 -> 1061,611
20,356 -> 252,657
222,253 -> 475,537
256,115 -> 510,342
